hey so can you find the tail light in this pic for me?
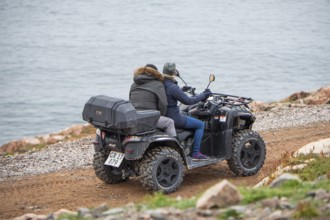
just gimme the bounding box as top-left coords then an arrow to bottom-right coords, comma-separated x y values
101,131 -> 106,140
123,136 -> 141,145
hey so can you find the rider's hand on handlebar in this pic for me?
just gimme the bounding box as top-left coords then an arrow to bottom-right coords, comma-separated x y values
202,89 -> 212,100
203,89 -> 212,96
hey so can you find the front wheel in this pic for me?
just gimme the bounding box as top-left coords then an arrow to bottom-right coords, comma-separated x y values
227,130 -> 266,176
139,147 -> 184,194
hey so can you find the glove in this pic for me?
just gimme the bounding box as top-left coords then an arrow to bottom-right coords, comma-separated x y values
203,89 -> 212,96
202,89 -> 212,99
181,86 -> 192,92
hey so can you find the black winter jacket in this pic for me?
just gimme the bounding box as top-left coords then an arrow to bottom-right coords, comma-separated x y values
129,67 -> 168,116
163,75 -> 207,128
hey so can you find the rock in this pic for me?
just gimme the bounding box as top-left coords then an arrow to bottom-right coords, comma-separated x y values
196,179 -> 242,209
13,213 -> 47,220
0,123 -> 94,155
250,101 -> 269,112
260,197 -> 280,209
269,173 -> 301,188
305,86 -> 330,105
91,203 -> 109,218
53,209 -> 77,219
149,211 -> 167,220
264,209 -> 284,220
50,135 -> 65,141
279,197 -> 296,210
22,137 -> 41,145
145,208 -> 173,220
314,189 -> 330,202
77,207 -> 90,217
294,138 -> 330,157
321,203 -> 330,212
102,207 -> 125,216
281,86 -> 330,105
282,91 -> 311,103
290,164 -> 307,171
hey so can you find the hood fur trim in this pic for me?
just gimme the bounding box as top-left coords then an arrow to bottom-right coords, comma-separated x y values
163,74 -> 176,82
134,67 -> 164,81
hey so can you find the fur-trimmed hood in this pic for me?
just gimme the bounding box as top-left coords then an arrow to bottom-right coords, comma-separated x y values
130,66 -> 168,116
133,67 -> 164,84
163,74 -> 177,83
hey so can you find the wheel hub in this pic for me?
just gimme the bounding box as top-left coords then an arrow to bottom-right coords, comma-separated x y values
156,157 -> 180,187
241,139 -> 262,169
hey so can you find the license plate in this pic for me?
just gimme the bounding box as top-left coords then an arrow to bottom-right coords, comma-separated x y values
104,151 -> 125,167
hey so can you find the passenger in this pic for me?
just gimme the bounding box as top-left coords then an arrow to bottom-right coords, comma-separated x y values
129,64 -> 177,138
162,63 -> 211,160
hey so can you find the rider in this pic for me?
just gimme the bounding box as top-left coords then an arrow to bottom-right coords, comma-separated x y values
162,62 -> 211,160
129,64 -> 177,138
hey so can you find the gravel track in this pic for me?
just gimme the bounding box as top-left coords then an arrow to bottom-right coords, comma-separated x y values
1,104 -> 329,181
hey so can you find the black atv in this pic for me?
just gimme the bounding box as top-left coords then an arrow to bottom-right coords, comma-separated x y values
82,74 -> 266,194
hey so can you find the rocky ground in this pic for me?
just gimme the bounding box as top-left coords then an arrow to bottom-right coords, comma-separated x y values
0,86 -> 330,219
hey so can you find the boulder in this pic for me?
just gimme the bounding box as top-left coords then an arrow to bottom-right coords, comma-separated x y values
294,138 -> 330,157
13,213 -> 47,220
196,179 -> 242,209
281,86 -> 330,105
269,173 -> 301,188
53,208 -> 77,219
250,101 -> 269,112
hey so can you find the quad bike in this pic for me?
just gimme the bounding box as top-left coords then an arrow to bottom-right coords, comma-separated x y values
82,74 -> 266,194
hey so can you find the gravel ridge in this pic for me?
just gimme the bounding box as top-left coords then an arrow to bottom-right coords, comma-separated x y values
1,104 -> 329,181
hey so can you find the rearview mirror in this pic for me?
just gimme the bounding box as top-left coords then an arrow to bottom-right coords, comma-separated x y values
206,74 -> 215,89
209,74 -> 215,82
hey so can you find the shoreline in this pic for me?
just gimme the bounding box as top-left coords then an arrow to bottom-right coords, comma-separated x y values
1,85 -> 329,155
0,86 -> 330,152
0,85 -> 329,219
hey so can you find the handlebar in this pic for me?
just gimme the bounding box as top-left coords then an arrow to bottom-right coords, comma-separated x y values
208,93 -> 253,106
183,88 -> 253,106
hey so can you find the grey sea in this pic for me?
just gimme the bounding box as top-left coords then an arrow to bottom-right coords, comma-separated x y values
0,0 -> 330,145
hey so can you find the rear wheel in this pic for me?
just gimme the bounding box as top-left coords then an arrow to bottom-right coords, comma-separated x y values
139,147 -> 184,194
93,148 -> 126,184
227,129 -> 266,176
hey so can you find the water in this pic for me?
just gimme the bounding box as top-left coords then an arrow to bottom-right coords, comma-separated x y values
1,0 -> 330,145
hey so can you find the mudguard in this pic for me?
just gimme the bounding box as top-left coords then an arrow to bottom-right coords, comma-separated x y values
221,107 -> 255,130
93,132 -> 103,152
124,131 -> 185,161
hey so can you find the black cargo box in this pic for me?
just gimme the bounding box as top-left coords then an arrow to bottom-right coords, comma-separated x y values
82,95 -> 160,134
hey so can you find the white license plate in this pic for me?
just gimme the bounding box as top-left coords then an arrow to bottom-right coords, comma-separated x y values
104,151 -> 125,167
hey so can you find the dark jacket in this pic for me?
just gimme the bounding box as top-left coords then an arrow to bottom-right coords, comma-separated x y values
129,67 -> 168,116
163,75 -> 207,128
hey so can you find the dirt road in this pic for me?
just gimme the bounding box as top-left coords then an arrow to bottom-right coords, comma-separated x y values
1,121 -> 329,219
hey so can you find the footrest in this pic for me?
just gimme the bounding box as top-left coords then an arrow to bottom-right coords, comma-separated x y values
186,156 -> 225,169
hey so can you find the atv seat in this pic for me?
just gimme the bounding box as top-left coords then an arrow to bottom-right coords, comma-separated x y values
136,110 -> 160,122
176,128 -> 194,142
125,110 -> 160,134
